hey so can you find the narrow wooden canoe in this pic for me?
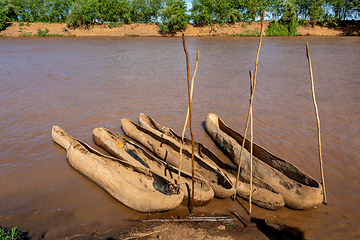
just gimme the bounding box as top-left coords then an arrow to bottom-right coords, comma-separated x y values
139,113 -> 285,211
121,118 -> 236,199
52,126 -> 184,212
92,127 -> 214,206
204,113 -> 323,209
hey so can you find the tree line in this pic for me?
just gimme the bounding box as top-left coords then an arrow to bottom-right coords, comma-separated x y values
1,0 -> 359,32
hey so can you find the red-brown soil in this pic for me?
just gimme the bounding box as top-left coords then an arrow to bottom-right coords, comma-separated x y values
2,21 -> 358,37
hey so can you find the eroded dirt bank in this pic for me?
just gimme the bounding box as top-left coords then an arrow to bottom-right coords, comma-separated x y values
2,21 -> 359,37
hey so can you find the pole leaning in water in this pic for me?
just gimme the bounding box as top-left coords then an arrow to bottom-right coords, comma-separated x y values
306,42 -> 327,204
182,33 -> 195,213
233,11 -> 266,210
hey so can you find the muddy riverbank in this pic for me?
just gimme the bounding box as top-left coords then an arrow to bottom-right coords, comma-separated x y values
1,21 -> 359,37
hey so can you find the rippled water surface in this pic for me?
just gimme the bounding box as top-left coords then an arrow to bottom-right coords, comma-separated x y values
0,36 -> 359,239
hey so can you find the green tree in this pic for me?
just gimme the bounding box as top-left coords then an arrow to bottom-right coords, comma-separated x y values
0,7 -> 10,30
0,0 -> 24,21
226,7 -> 241,23
241,0 -> 267,21
350,0 -> 360,17
190,0 -> 214,24
149,0 -> 165,22
130,0 -> 151,23
212,0 -> 231,23
268,0 -> 283,19
66,0 -> 83,27
297,0 -> 326,21
327,0 -> 355,20
281,0 -> 299,35
159,0 -> 188,33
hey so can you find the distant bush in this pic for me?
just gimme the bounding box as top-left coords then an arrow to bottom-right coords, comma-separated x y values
125,33 -> 139,37
232,30 -> 260,37
158,0 -> 188,34
20,32 -> 32,37
108,22 -> 124,28
265,20 -> 299,36
265,20 -> 289,36
37,28 -> 50,36
0,9 -> 10,31
36,28 -> 72,37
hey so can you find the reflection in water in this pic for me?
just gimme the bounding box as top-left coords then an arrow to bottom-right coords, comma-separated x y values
0,37 -> 359,239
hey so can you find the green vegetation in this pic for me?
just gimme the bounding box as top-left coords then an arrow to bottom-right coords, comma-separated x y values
19,32 -> 32,36
36,28 -> 74,36
158,0 -> 188,33
0,8 -> 9,30
232,30 -> 259,36
0,226 -> 27,240
0,0 -> 359,34
265,0 -> 299,36
108,21 -> 124,28
125,33 -> 139,36
37,27 -> 50,36
265,20 -> 289,36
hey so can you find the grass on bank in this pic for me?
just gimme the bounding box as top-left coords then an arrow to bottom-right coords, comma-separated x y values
15,28 -> 75,37
232,30 -> 260,37
0,226 -> 28,240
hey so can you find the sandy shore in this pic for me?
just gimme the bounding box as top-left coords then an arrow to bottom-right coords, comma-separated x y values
1,21 -> 355,37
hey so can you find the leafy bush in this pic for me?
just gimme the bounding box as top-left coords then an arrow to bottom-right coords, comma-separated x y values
233,30 -> 260,37
323,15 -> 339,27
158,0 -> 189,34
265,20 -> 288,36
37,28 -> 49,36
108,22 -> 124,28
20,32 -> 32,37
226,8 -> 241,24
66,1 -> 84,28
265,19 -> 300,36
0,8 -> 10,31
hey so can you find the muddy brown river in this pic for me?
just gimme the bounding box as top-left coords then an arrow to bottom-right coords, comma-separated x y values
0,36 -> 359,239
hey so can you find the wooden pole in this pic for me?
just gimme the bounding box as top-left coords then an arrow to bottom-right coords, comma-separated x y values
306,42 -> 327,204
182,33 -> 196,213
249,74 -> 254,215
234,10 -> 265,203
178,50 -> 200,186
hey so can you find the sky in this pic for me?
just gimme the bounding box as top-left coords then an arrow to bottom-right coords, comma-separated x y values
185,0 -> 192,11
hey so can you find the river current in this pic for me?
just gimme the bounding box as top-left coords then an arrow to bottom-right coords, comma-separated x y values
0,36 -> 359,239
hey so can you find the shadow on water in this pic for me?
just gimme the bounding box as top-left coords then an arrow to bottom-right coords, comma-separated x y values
251,217 -> 305,240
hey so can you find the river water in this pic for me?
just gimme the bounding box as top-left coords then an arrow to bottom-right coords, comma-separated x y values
0,36 -> 359,239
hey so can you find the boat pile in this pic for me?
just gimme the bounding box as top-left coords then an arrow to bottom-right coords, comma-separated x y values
52,113 -> 323,213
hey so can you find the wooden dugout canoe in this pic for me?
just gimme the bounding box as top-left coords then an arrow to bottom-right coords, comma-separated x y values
139,113 -> 285,211
92,127 -> 214,206
52,126 -> 184,213
121,118 -> 236,199
204,113 -> 323,210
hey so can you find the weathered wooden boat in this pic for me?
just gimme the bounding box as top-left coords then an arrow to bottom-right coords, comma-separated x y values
121,118 -> 236,199
92,127 -> 214,206
139,113 -> 285,211
204,113 -> 323,209
52,126 -> 184,212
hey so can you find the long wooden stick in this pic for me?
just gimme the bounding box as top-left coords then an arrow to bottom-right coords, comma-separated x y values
234,10 -> 265,202
182,33 -> 195,213
178,50 -> 200,186
306,42 -> 327,204
249,75 -> 254,215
